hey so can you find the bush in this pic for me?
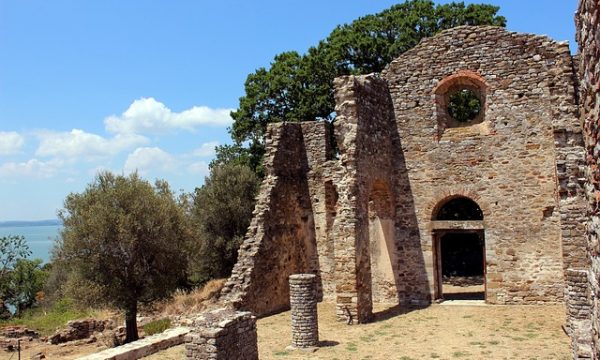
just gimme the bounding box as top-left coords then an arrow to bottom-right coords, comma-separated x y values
143,318 -> 171,336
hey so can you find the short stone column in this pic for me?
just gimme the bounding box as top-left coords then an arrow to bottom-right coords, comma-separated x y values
565,269 -> 593,359
185,308 -> 258,360
288,274 -> 319,350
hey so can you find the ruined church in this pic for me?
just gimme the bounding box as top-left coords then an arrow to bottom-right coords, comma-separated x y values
220,23 -> 590,327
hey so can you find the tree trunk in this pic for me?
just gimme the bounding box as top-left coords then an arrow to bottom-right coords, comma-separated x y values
124,302 -> 139,343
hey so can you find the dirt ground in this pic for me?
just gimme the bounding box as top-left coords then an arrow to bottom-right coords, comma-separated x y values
144,301 -> 570,360
0,339 -> 107,360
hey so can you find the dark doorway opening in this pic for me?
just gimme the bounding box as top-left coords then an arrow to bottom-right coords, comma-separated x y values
436,231 -> 485,300
433,196 -> 485,301
440,232 -> 485,300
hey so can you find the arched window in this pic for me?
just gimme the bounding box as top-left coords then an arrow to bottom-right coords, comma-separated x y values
435,196 -> 483,221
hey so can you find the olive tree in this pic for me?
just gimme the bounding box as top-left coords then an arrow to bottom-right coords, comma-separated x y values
57,172 -> 189,343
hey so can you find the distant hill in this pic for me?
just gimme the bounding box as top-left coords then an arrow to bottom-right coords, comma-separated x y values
0,219 -> 62,228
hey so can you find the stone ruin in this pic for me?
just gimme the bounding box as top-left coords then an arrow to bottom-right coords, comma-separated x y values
219,2 -> 600,358
576,0 -> 600,358
220,23 -> 588,325
185,308 -> 258,360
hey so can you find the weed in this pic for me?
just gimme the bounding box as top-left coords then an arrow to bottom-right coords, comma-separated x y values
430,353 -> 440,358
346,342 -> 358,352
525,332 -> 538,339
452,351 -> 469,358
274,351 -> 289,356
143,318 -> 171,336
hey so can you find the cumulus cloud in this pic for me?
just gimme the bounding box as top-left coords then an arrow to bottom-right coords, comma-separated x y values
0,131 -> 25,155
0,159 -> 61,179
192,141 -> 219,157
35,129 -> 148,161
124,147 -> 177,175
104,97 -> 233,135
187,161 -> 209,176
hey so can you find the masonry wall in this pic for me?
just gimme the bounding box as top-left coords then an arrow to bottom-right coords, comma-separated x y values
331,74 -> 398,321
576,0 -> 600,357
381,26 -> 585,304
220,123 -> 329,316
220,122 -> 338,316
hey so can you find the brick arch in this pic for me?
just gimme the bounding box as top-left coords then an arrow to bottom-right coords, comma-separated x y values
433,70 -> 489,95
425,188 -> 491,221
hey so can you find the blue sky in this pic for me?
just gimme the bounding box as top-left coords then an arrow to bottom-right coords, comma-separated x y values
0,1 -> 579,221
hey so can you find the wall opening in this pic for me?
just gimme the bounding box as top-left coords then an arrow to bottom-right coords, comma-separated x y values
434,71 -> 488,135
432,196 -> 485,301
439,232 -> 485,300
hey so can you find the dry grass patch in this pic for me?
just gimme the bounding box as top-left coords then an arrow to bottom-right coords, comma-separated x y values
128,301 -> 573,360
258,302 -> 570,360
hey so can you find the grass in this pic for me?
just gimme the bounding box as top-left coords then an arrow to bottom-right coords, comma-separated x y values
157,278 -> 226,316
143,318 -> 172,336
0,298 -> 110,336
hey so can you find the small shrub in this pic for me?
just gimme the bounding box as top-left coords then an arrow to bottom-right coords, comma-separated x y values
143,318 -> 171,336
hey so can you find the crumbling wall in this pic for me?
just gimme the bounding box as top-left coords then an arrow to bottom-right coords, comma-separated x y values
221,122 -> 333,316
576,0 -> 600,357
185,309 -> 257,360
332,74 -> 397,322
382,26 -> 584,304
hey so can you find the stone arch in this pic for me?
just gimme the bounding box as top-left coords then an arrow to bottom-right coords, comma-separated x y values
425,189 -> 491,222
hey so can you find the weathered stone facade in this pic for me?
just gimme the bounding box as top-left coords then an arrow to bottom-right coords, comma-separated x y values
223,25 -> 588,325
576,0 -> 600,358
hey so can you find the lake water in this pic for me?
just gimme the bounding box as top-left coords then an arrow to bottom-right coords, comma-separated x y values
0,225 -> 61,263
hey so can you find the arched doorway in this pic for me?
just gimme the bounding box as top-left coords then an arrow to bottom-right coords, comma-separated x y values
432,196 -> 485,301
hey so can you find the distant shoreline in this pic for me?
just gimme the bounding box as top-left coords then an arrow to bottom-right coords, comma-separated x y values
0,220 -> 62,228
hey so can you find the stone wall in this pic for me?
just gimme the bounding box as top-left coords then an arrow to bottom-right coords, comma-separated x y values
566,269 -> 593,359
576,0 -> 600,357
382,25 -> 585,304
185,309 -> 257,360
331,74 -> 397,322
220,122 -> 334,316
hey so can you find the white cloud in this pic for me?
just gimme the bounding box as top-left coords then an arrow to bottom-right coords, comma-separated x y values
192,141 -> 219,157
124,147 -> 176,175
0,159 -> 61,179
36,129 -> 148,161
0,131 -> 25,155
187,161 -> 209,176
104,97 -> 233,135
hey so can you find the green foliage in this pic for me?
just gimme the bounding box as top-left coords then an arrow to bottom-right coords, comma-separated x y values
4,259 -> 48,316
189,164 -> 259,284
1,298 -> 94,336
0,235 -> 33,319
143,318 -> 171,336
224,0 -> 506,173
448,89 -> 481,122
56,171 -> 190,342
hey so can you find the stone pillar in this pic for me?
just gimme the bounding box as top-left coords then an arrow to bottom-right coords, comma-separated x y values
185,308 -> 258,360
566,269 -> 593,359
289,274 -> 319,349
